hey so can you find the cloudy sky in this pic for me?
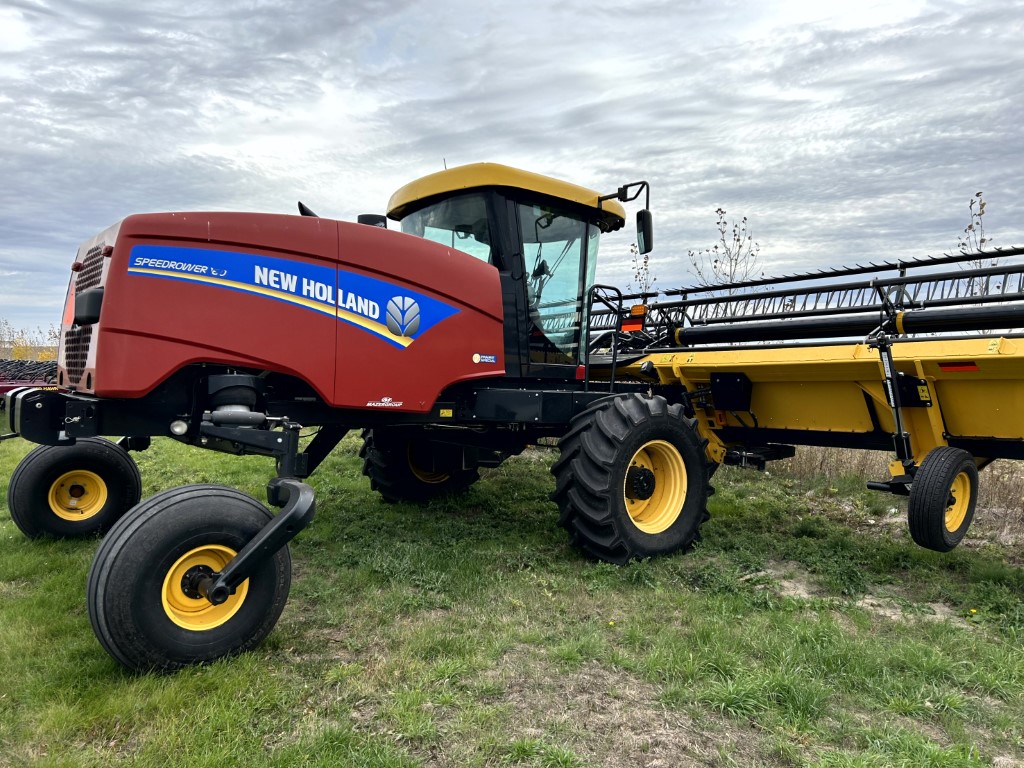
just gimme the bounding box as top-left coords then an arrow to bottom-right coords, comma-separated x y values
2,0 -> 1023,330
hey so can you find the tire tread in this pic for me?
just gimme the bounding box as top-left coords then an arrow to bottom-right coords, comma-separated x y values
551,394 -> 712,565
359,428 -> 480,503
908,446 -> 978,552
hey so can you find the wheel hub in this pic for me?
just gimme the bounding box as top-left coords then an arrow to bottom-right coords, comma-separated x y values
625,466 -> 656,501
945,472 -> 971,532
161,545 -> 249,631
180,564 -> 215,600
48,469 -> 108,521
622,440 -> 688,535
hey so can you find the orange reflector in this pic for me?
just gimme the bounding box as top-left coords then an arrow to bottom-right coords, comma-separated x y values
62,280 -> 76,326
621,319 -> 643,332
938,362 -> 979,372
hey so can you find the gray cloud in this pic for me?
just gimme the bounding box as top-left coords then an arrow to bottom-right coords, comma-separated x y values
2,0 -> 1023,327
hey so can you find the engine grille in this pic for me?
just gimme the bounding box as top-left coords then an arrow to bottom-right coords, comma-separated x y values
61,243 -> 107,388
77,244 -> 105,291
64,320 -> 92,387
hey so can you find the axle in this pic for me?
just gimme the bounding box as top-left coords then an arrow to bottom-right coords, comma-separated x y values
197,477 -> 315,605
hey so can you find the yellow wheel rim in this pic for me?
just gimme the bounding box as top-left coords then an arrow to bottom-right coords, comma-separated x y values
161,545 -> 249,631
623,439 -> 687,534
48,470 -> 108,521
408,446 -> 450,484
945,471 -> 971,533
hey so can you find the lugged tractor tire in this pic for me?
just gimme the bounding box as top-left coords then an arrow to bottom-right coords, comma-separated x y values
908,447 -> 979,552
360,427 -> 479,503
7,438 -> 142,539
87,484 -> 291,672
551,394 -> 711,565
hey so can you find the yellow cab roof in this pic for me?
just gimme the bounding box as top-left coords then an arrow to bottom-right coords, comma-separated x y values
387,162 -> 627,233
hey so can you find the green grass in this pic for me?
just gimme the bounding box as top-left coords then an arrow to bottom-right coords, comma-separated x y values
0,437 -> 1022,767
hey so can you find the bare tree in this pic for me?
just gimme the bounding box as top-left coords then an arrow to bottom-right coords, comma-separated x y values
625,242 -> 657,296
957,191 -> 989,253
956,192 -> 1001,300
687,208 -> 762,289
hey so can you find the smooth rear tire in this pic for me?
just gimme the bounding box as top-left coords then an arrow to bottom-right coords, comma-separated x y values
7,438 -> 142,538
87,484 -> 291,672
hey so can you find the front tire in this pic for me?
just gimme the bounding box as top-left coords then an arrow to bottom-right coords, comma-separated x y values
360,428 -> 480,503
551,394 -> 710,565
908,447 -> 978,552
7,438 -> 142,538
87,484 -> 291,672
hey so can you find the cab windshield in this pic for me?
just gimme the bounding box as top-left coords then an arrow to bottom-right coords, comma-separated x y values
399,192 -> 493,264
519,202 -> 599,364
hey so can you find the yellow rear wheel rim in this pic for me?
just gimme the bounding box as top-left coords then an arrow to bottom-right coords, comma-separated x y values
945,471 -> 971,533
48,470 -> 108,521
161,545 -> 249,631
408,446 -> 450,484
623,440 -> 687,534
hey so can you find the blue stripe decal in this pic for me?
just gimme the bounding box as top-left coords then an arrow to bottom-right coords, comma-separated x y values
127,244 -> 459,348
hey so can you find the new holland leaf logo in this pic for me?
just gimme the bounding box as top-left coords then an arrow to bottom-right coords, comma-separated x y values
385,296 -> 421,337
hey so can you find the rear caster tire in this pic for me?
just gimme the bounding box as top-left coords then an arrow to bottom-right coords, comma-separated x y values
360,427 -> 479,503
908,447 -> 978,552
87,484 -> 291,672
7,438 -> 142,538
551,394 -> 711,565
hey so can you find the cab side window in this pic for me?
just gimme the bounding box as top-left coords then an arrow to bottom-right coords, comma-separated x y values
519,202 -> 596,364
400,193 -> 493,264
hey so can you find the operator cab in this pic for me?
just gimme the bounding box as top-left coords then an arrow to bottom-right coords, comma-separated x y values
387,163 -> 649,379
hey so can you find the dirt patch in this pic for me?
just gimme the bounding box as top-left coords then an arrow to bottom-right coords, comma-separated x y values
757,561 -> 819,599
471,647 -> 773,768
854,596 -> 958,624
751,561 -> 963,625
0,579 -> 30,598
970,505 -> 1024,552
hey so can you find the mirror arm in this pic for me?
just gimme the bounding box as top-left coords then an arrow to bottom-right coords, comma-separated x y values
599,181 -> 654,254
598,181 -> 650,210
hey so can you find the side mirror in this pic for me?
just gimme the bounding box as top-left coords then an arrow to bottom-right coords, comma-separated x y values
357,214 -> 388,228
637,209 -> 653,254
